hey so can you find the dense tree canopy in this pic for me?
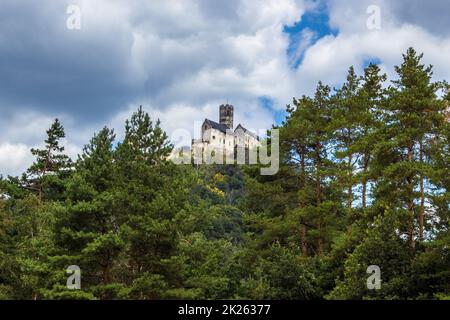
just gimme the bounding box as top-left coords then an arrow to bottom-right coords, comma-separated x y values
0,49 -> 449,300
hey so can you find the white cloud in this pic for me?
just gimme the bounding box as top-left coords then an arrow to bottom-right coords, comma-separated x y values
0,143 -> 32,177
292,0 -> 450,94
0,110 -> 83,176
2,0 -> 450,176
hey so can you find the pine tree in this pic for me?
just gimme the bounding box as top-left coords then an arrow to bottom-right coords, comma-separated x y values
113,107 -> 181,298
116,106 -> 172,168
282,82 -> 343,256
282,100 -> 311,255
332,66 -> 362,210
355,64 -> 387,209
306,82 -> 343,256
375,48 -> 444,248
54,127 -> 124,298
24,119 -> 71,202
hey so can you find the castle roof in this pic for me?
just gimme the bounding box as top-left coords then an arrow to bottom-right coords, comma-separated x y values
202,119 -> 259,140
203,118 -> 229,133
234,124 -> 260,140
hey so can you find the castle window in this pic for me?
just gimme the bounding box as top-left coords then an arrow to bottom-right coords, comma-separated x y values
213,135 -> 215,139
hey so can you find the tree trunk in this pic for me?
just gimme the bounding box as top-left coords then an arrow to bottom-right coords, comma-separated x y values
407,201 -> 415,249
102,251 -> 112,285
318,238 -> 324,256
38,146 -> 52,202
407,145 -> 415,249
347,153 -> 353,209
37,187 -> 43,203
362,153 -> 369,209
419,140 -> 425,241
300,224 -> 308,256
300,147 -> 308,256
316,144 -> 323,256
362,176 -> 367,209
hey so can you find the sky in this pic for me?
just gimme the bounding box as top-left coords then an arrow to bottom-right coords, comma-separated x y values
1,0 -> 450,176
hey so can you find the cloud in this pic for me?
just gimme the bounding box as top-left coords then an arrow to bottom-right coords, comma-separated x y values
0,0 -> 306,119
0,143 -> 31,177
292,0 -> 450,94
0,109 -> 83,176
0,0 -> 138,120
1,0 -> 450,176
0,0 -> 307,175
388,0 -> 450,37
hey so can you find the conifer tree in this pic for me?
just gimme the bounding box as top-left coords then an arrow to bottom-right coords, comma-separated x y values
282,97 -> 315,256
332,66 -> 362,210
283,82 -> 343,256
24,119 -> 71,202
54,127 -> 124,298
355,64 -> 387,209
116,106 -> 172,167
375,48 -> 444,248
113,107 -> 180,297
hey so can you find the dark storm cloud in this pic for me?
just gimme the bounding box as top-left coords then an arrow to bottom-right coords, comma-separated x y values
0,0 -> 250,124
0,0 -> 139,122
389,0 -> 450,37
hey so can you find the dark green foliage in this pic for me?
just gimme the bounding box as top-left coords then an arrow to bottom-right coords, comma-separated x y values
24,119 -> 72,202
0,49 -> 448,300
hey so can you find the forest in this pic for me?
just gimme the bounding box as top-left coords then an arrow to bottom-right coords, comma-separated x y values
0,48 -> 449,300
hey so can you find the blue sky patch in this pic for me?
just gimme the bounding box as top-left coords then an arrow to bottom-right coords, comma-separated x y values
362,57 -> 382,68
259,96 -> 287,126
283,3 -> 338,69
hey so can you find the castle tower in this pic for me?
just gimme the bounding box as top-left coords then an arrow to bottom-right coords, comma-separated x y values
219,103 -> 234,129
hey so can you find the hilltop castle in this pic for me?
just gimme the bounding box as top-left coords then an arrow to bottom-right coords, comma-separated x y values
191,104 -> 260,161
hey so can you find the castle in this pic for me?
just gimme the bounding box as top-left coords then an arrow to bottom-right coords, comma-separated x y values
191,104 -> 260,162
